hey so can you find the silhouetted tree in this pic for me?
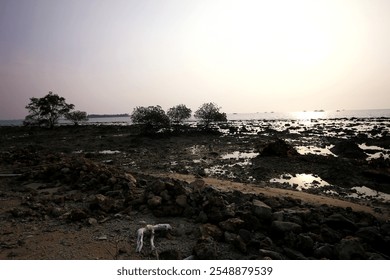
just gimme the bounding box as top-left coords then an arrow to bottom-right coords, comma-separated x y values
65,110 -> 89,125
24,91 -> 74,128
167,104 -> 192,124
130,105 -> 170,133
194,102 -> 227,128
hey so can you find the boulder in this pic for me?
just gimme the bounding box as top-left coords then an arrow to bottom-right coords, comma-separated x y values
314,244 -> 335,259
175,194 -> 188,208
193,238 -> 217,260
259,139 -> 299,157
271,221 -> 302,236
324,213 -> 357,231
252,199 -> 272,221
219,217 -> 245,232
258,249 -> 284,260
330,140 -> 366,159
90,194 -> 116,212
200,223 -> 223,241
336,237 -> 367,259
147,196 -> 162,208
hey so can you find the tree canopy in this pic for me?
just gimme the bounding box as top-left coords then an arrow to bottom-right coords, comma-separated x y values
24,92 -> 75,128
167,104 -> 192,124
194,102 -> 227,128
130,105 -> 170,133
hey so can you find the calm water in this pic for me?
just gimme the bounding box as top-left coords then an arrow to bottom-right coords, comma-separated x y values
1,109 -> 390,126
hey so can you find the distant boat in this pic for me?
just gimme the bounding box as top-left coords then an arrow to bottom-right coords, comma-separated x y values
314,109 -> 325,112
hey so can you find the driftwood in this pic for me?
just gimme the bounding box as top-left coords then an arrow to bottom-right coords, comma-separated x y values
136,224 -> 172,253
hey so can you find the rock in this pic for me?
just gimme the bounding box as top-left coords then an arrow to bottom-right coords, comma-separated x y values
330,140 -> 366,159
195,211 -> 208,223
259,139 -> 299,157
324,213 -> 357,231
337,237 -> 367,259
160,190 -> 171,201
258,249 -> 284,260
200,224 -> 223,241
321,225 -> 343,244
314,244 -> 335,259
224,231 -> 236,243
238,229 -> 252,243
219,218 -> 245,232
147,196 -> 162,208
90,194 -> 116,212
69,208 -> 88,221
88,218 -> 98,226
271,221 -> 302,236
295,234 -> 314,255
356,227 -> 384,249
150,180 -> 166,194
159,249 -> 182,260
175,194 -> 188,208
252,199 -> 272,221
233,235 -> 247,253
190,179 -> 206,193
283,247 -> 307,260
193,238 -> 217,260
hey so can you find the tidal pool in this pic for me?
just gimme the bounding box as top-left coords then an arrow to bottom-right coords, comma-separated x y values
270,173 -> 330,191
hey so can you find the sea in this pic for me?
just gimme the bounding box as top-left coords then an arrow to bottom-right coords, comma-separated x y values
1,109 -> 390,126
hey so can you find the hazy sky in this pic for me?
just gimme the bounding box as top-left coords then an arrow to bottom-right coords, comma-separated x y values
1,0 -> 390,119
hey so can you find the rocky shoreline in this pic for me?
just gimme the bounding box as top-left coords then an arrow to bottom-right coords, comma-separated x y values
0,122 -> 389,259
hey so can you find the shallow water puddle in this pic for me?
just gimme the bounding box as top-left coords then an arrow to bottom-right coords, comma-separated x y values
359,143 -> 390,160
348,186 -> 390,202
296,145 -> 336,157
270,173 -> 330,191
99,150 -> 121,154
221,151 -> 259,160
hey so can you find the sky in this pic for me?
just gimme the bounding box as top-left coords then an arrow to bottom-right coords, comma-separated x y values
1,0 -> 390,120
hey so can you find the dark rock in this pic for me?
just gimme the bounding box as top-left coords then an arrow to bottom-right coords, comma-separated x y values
321,225 -> 342,243
175,194 -> 188,208
90,194 -> 116,212
324,213 -> 357,231
68,208 -> 88,221
200,223 -> 223,241
193,238 -> 217,260
258,249 -> 284,260
337,237 -> 367,259
314,244 -> 335,259
295,234 -> 314,255
238,229 -> 252,243
283,247 -> 307,260
159,249 -> 182,260
252,199 -> 272,221
356,226 -> 383,245
190,179 -> 206,193
147,196 -> 162,208
219,217 -> 245,232
196,211 -> 208,223
233,235 -> 247,253
330,140 -> 366,159
271,221 -> 302,236
259,139 -> 299,157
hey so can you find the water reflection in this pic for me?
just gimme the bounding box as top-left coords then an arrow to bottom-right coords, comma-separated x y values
270,173 -> 330,191
348,186 -> 390,202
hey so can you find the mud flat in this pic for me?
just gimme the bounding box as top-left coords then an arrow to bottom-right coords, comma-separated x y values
0,120 -> 389,259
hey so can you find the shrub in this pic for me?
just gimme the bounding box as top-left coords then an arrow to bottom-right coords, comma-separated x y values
65,110 -> 89,125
